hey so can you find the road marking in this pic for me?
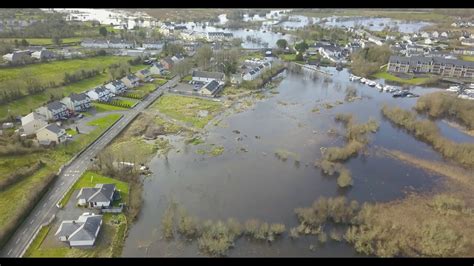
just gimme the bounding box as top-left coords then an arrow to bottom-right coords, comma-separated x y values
16,238 -> 20,244
61,181 -> 65,186
29,219 -> 34,225
7,248 -> 12,255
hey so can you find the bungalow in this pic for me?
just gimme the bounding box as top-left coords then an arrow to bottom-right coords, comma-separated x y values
21,112 -> 47,136
121,74 -> 140,88
31,49 -> 55,60
136,69 -> 152,82
61,93 -> 91,112
55,213 -> 103,247
36,101 -> 70,121
87,86 -> 113,102
150,63 -> 165,75
2,50 -> 31,64
192,70 -> 225,83
160,57 -> 175,70
76,183 -> 118,208
36,123 -> 67,145
199,80 -> 223,97
105,80 -> 127,95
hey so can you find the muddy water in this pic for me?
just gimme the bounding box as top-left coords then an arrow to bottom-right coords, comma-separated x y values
122,68 -> 473,257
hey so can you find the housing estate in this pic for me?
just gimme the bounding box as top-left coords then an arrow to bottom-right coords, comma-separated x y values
387,55 -> 474,78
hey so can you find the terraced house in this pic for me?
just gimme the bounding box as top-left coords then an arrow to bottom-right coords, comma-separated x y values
61,93 -> 91,112
36,101 -> 70,121
105,80 -> 128,95
87,86 -> 113,102
388,56 -> 474,78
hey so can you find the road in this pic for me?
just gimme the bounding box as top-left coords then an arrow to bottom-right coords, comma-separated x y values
0,75 -> 180,258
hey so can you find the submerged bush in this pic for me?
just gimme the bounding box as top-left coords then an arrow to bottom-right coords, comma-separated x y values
337,168 -> 353,188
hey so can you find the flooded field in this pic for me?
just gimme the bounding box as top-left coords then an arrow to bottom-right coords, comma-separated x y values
121,68 -> 470,257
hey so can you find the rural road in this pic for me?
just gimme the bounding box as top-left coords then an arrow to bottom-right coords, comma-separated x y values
0,75 -> 180,258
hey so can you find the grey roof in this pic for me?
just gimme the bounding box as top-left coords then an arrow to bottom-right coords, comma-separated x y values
203,80 -> 221,94
56,214 -> 102,242
69,93 -> 89,102
126,74 -> 139,81
192,70 -> 224,80
77,183 -> 116,203
139,69 -> 151,75
112,80 -> 125,87
389,55 -> 474,68
94,86 -> 108,94
47,101 -> 66,111
44,123 -> 63,134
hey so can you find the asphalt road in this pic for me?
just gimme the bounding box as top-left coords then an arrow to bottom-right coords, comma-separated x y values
0,76 -> 179,257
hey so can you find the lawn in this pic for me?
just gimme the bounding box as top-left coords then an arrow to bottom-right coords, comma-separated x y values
115,98 -> 138,107
181,75 -> 192,82
0,73 -> 113,121
65,128 -> 78,136
279,53 -> 304,63
0,56 -> 132,84
58,171 -> 129,208
154,78 -> 168,86
24,213 -> 127,258
92,102 -> 128,113
152,94 -> 223,129
135,83 -> 157,94
372,71 -> 430,85
462,56 -> 474,62
0,38 -> 82,46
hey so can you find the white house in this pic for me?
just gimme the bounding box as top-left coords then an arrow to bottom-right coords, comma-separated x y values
242,62 -> 272,81
81,40 -> 109,49
31,49 -> 55,60
142,42 -> 163,50
105,80 -> 127,95
461,38 -> 474,47
171,54 -> 184,63
55,213 -> 103,247
21,112 -> 47,136
192,70 -> 225,83
431,31 -> 439,38
108,40 -> 135,49
121,74 -> 140,88
76,183 -> 117,208
135,69 -> 152,82
2,50 -> 31,63
149,63 -> 165,75
36,101 -> 70,121
61,93 -> 91,112
36,123 -> 66,145
87,86 -> 113,102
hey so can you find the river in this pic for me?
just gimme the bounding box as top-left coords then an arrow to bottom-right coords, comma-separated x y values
121,67 -> 472,257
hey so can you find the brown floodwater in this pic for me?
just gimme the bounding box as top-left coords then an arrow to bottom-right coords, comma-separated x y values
122,68 -> 473,257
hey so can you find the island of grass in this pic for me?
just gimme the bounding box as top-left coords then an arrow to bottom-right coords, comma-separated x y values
152,94 -> 223,129
0,114 -> 121,247
372,69 -> 432,85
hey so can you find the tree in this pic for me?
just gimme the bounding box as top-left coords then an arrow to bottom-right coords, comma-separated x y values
52,35 -> 62,46
20,39 -> 29,47
276,39 -> 288,50
214,48 -> 240,75
173,58 -> 193,78
194,45 -> 213,69
99,26 -> 108,37
295,41 -> 309,54
231,38 -> 243,48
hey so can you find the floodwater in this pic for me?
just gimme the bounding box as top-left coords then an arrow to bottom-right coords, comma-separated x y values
122,68 -> 473,257
320,16 -> 432,33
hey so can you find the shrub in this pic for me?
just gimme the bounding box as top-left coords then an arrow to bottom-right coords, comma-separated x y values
336,168 -> 353,188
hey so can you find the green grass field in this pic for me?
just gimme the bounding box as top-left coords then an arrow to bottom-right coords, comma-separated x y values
152,94 -> 222,129
0,56 -> 132,84
91,102 -> 128,113
0,38 -> 82,46
58,171 -> 129,208
462,56 -> 474,62
372,71 -> 430,85
0,73 -> 111,121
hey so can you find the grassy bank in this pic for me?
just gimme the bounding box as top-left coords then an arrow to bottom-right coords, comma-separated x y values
372,70 -> 431,85
58,171 -> 129,208
152,94 -> 223,129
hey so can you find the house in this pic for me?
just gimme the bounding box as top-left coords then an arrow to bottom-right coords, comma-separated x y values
81,39 -> 109,49
199,80 -> 223,97
387,55 -> 474,79
31,49 -> 55,60
192,70 -> 225,83
36,123 -> 67,145
461,38 -> 474,47
368,36 -> 383,46
150,63 -> 165,75
160,57 -> 175,70
136,69 -> 152,82
230,73 -> 243,84
207,32 -> 234,41
121,74 -> 140,88
108,40 -> 135,49
36,101 -> 70,121
431,31 -> 439,38
105,80 -> 127,95
21,112 -> 47,135
420,32 -> 430,38
142,41 -> 163,50
87,86 -> 113,102
55,213 -> 103,247
2,50 -> 31,63
61,93 -> 91,112
76,183 -> 118,208
171,54 -> 184,63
